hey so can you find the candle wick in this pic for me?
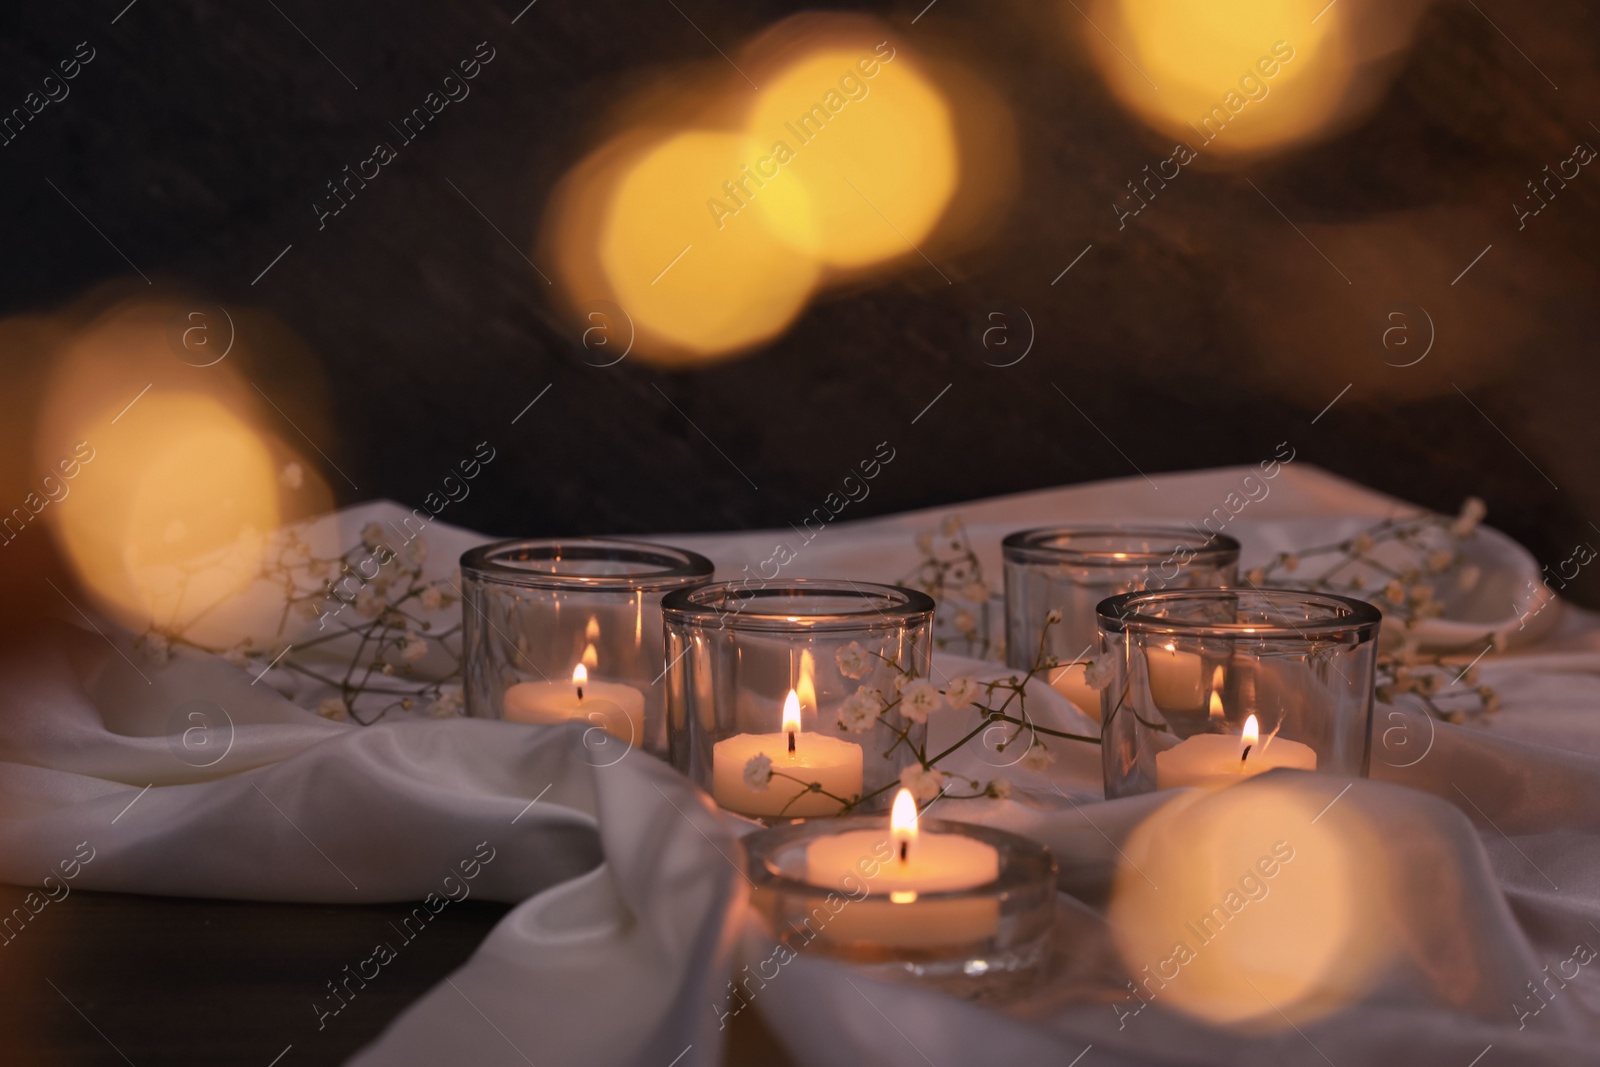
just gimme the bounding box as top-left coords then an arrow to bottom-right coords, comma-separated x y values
788,730 -> 796,754
899,841 -> 908,863
1241,744 -> 1252,765
576,686 -> 583,702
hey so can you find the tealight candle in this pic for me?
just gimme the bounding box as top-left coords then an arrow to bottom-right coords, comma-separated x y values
504,663 -> 646,744
1145,641 -> 1206,710
803,789 -> 1001,946
1047,663 -> 1101,721
712,690 -> 863,817
1155,712 -> 1318,789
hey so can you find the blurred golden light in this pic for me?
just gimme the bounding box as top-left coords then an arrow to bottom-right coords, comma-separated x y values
597,130 -> 821,357
1108,778 -> 1389,1027
747,45 -> 958,267
50,391 -> 281,633
1080,0 -> 1349,156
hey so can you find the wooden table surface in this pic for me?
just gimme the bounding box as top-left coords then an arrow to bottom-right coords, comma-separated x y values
0,884 -> 796,1066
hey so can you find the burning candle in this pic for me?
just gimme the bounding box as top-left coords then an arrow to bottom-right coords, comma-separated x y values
1155,712 -> 1318,790
503,662 -> 646,743
711,690 -> 863,817
802,789 -> 1001,946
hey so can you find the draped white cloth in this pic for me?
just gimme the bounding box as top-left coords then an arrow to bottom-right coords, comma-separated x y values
3,465 -> 1598,1066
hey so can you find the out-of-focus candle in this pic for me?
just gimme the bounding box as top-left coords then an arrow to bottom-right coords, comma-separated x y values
1047,663 -> 1102,721
712,690 -> 863,817
504,663 -> 645,743
1145,642 -> 1205,710
1156,713 -> 1318,789
803,789 -> 1001,946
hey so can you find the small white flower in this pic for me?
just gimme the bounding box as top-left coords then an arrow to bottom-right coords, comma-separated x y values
402,537 -> 428,567
1281,553 -> 1300,573
222,646 -> 251,669
427,687 -> 465,718
835,641 -> 872,680
354,587 -> 382,618
1382,579 -> 1407,606
899,763 -> 946,803
900,679 -> 943,723
1083,650 -> 1117,691
1045,608 -> 1063,625
953,610 -> 976,635
317,697 -> 349,721
744,754 -> 774,790
1020,743 -> 1055,772
1450,497 -> 1487,539
961,581 -> 989,602
1426,549 -> 1455,574
399,636 -> 429,663
280,462 -> 304,490
1351,532 -> 1376,555
1478,686 -> 1502,714
988,777 -> 1013,799
944,676 -> 982,710
1245,567 -> 1267,585
939,514 -> 962,538
839,686 -> 886,732
419,585 -> 444,611
361,522 -> 387,548
1456,564 -> 1482,593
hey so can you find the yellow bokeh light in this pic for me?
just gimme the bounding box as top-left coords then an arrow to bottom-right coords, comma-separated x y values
52,391 -> 281,632
1108,777 -> 1390,1027
597,130 -> 821,359
1081,0 -> 1349,156
747,45 -> 958,267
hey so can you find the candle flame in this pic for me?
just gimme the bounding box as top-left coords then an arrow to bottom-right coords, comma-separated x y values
889,890 -> 918,904
796,649 -> 817,714
891,787 -> 919,862
581,642 -> 599,669
782,689 -> 802,736
585,616 -> 601,641
572,663 -> 588,687
1241,714 -> 1259,763
1209,666 -> 1225,721
1163,641 -> 1176,654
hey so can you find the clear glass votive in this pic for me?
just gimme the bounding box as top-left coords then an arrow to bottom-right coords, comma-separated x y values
460,538 -> 714,758
661,580 -> 935,819
744,816 -> 1057,1002
1096,588 -> 1382,799
1002,527 -> 1240,715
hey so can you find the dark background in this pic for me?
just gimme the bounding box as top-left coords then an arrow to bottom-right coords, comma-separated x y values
3,1 -> 1599,605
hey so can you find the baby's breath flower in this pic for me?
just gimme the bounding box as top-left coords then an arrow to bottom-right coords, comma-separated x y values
835,641 -> 872,680
900,679 -> 943,723
988,778 -> 1013,799
1426,549 -> 1455,574
1383,580 -> 1407,606
961,581 -> 989,602
1084,650 -> 1117,691
839,686 -> 886,732
944,676 -> 982,710
400,636 -> 429,663
899,763 -> 946,803
743,754 -> 773,790
317,697 -> 349,721
1045,608 -> 1063,625
1245,567 -> 1267,585
953,610 -> 976,635
1351,532 -> 1376,554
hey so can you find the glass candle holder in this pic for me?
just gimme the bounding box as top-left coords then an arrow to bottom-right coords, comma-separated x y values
1002,527 -> 1240,715
1096,588 -> 1382,799
460,538 -> 714,758
744,816 -> 1057,1002
661,580 -> 935,820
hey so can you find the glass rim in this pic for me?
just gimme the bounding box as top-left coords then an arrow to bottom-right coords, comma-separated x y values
1001,525 -> 1241,566
459,537 -> 714,592
661,578 -> 935,632
1096,587 -> 1383,639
